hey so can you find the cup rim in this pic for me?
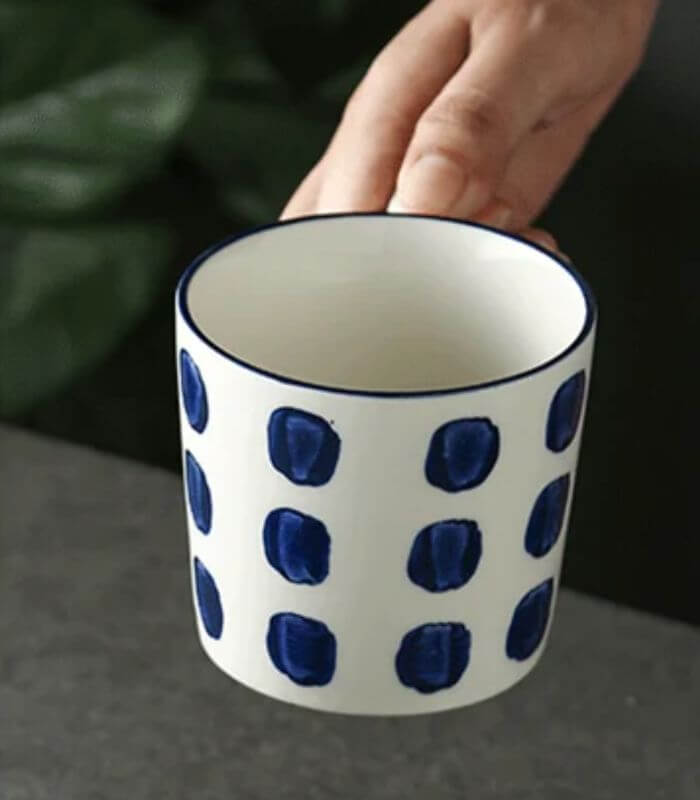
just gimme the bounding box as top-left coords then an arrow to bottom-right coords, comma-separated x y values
176,212 -> 596,398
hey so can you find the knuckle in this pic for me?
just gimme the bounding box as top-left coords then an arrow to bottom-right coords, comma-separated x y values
341,61 -> 413,138
475,0 -> 558,32
420,88 -> 509,144
476,1 -> 579,73
521,2 -> 581,73
523,1 -> 571,35
406,141 -> 495,196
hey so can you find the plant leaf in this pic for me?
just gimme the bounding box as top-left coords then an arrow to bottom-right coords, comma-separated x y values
0,1 -> 206,219
0,223 -> 173,415
196,1 -> 282,91
185,96 -> 334,223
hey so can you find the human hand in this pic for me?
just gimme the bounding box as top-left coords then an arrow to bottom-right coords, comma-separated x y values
281,0 -> 658,252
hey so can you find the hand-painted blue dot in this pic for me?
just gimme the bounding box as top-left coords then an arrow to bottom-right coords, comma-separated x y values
263,508 -> 330,585
186,451 -> 212,534
193,557 -> 223,639
408,519 -> 482,592
396,622 -> 471,694
266,612 -> 336,686
525,475 -> 571,558
179,349 -> 208,433
425,417 -> 499,492
267,407 -> 341,487
506,578 -> 554,661
546,371 -> 586,452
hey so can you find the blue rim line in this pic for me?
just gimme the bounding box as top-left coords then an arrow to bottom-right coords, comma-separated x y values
176,212 -> 597,399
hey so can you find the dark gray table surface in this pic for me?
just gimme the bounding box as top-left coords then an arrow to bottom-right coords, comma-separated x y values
1,424 -> 698,800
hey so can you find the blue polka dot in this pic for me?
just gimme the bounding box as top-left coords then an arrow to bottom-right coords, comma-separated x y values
425,417 -> 499,492
408,519 -> 482,592
194,557 -> 223,639
179,349 -> 208,433
186,451 -> 212,534
267,612 -> 336,686
267,407 -> 341,486
263,508 -> 330,585
525,475 -> 570,558
506,579 -> 554,661
546,371 -> 585,452
396,622 -> 471,694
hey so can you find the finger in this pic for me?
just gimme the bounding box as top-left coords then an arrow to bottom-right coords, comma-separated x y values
471,198 -> 513,229
316,0 -> 469,213
482,89 -> 617,228
520,227 -> 572,264
395,7 -> 582,217
280,158 -> 325,219
518,226 -> 560,255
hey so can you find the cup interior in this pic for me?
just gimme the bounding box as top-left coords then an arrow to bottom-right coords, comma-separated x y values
181,215 -> 592,394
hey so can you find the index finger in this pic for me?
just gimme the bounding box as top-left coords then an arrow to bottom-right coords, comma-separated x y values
315,0 -> 470,213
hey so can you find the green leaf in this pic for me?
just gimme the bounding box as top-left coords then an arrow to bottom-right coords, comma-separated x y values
316,0 -> 355,26
232,0 -> 401,90
0,1 -> 164,104
197,1 -> 282,91
0,1 -> 206,219
185,96 -> 334,223
0,223 -> 173,416
186,2 -> 377,224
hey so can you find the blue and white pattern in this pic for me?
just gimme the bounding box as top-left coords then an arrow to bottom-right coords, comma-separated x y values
267,407 -> 341,486
425,417 -> 499,492
266,612 -> 336,686
175,211 -> 596,714
181,383 -> 577,695
179,349 -> 208,433
525,475 -> 570,558
546,371 -> 586,452
407,519 -> 482,592
506,579 -> 554,661
185,451 -> 212,535
263,507 -> 330,585
193,557 -> 223,640
396,622 -> 471,694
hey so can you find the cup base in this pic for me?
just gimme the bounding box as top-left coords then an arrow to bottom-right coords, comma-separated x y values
196,629 -> 548,717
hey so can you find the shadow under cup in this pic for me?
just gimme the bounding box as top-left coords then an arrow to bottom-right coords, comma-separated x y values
176,214 -> 596,715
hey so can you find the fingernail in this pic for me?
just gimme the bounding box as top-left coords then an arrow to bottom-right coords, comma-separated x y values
525,231 -> 560,254
480,202 -> 512,229
397,153 -> 465,213
386,192 -> 407,213
457,180 -> 489,218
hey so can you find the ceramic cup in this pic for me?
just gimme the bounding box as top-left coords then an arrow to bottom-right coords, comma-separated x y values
175,213 -> 596,716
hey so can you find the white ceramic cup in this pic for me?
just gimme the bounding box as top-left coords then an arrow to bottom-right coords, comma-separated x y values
176,213 -> 596,715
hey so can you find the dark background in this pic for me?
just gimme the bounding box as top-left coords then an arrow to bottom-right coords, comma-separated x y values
3,1 -> 697,624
